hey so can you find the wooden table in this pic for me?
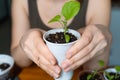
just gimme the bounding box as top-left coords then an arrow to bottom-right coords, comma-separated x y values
18,64 -> 81,80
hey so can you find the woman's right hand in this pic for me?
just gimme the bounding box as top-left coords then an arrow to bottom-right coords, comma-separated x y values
20,29 -> 61,78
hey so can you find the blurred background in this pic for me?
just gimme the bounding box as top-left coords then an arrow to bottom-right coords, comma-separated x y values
0,0 -> 11,54
0,0 -> 120,66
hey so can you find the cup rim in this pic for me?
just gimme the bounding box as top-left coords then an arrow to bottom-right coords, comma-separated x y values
43,28 -> 81,45
0,54 -> 14,76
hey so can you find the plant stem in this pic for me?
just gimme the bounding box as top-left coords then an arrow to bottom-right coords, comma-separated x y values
61,20 -> 70,43
92,70 -> 97,80
62,20 -> 68,35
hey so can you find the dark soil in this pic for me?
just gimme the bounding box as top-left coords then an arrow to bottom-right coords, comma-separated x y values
106,72 -> 120,80
79,72 -> 103,80
0,63 -> 10,71
46,32 -> 77,43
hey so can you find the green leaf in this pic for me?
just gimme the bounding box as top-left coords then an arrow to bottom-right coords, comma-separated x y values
105,72 -> 111,80
65,34 -> 70,43
115,66 -> 120,72
87,74 -> 92,80
105,72 -> 115,80
98,60 -> 104,67
110,76 -> 115,80
48,15 -> 61,23
62,1 -> 80,20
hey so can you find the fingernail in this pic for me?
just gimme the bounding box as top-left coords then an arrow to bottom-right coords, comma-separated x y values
64,68 -> 70,72
64,67 -> 71,72
62,62 -> 68,69
53,74 -> 59,78
55,67 -> 60,74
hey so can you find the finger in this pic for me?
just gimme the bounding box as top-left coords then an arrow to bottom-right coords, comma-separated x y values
24,34 -> 57,65
92,39 -> 107,56
38,61 -> 61,78
38,56 -> 60,74
21,29 -> 56,65
63,39 -> 107,72
62,34 -> 105,70
68,30 -> 107,65
66,30 -> 93,59
62,37 -> 96,70
23,38 -> 53,66
22,32 -> 61,76
31,34 -> 61,78
38,54 -> 61,78
35,37 -> 57,65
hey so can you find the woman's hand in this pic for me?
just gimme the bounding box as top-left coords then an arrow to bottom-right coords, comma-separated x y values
61,24 -> 112,72
20,29 -> 61,78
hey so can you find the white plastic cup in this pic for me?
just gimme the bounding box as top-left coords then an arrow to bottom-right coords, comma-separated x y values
43,29 -> 80,80
104,68 -> 120,80
0,54 -> 14,80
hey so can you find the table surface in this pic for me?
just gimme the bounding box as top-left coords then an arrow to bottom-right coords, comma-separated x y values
18,64 -> 81,80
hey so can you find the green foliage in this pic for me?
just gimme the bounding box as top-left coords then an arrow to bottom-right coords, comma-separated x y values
115,66 -> 120,79
115,66 -> 120,72
87,75 -> 92,80
87,60 -> 105,80
105,72 -> 114,80
87,71 -> 97,80
105,66 -> 120,80
48,15 -> 61,23
48,0 -> 80,43
99,60 -> 105,67
65,34 -> 71,43
62,1 -> 80,20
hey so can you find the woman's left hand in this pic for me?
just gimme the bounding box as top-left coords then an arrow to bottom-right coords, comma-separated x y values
61,24 -> 112,72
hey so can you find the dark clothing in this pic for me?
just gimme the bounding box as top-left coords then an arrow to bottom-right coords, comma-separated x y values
28,0 -> 88,31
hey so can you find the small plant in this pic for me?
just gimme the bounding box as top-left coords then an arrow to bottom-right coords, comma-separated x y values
48,0 -> 80,43
105,66 -> 120,80
87,60 -> 105,80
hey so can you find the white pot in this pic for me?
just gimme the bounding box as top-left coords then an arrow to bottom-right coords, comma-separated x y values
0,54 -> 14,80
43,28 -> 81,80
103,68 -> 120,80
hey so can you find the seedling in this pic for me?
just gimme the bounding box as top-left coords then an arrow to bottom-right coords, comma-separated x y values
87,60 -> 105,80
105,66 -> 120,80
48,0 -> 80,43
